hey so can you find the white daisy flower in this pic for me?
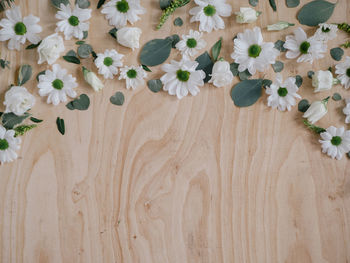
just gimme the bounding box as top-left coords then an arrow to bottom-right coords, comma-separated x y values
189,0 -> 232,33
335,56 -> 350,89
319,126 -> 350,160
94,49 -> 124,79
160,58 -> 206,99
284,27 -> 327,64
175,30 -> 207,59
343,98 -> 350,124
231,27 -> 280,75
119,65 -> 147,90
37,64 -> 78,106
0,5 -> 42,51
55,4 -> 92,40
315,23 -> 338,42
101,0 -> 146,29
0,125 -> 21,165
265,74 -> 301,111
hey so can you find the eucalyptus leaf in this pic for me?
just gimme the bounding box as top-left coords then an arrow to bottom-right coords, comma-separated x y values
307,71 -> 315,79
0,59 -> 10,69
83,31 -> 88,39
2,112 -> 30,129
66,50 -> 78,57
97,0 -> 105,9
332,93 -> 342,101
272,61 -> 284,73
195,51 -> 213,83
274,40 -> 287,52
231,79 -> 263,107
77,44 -> 93,58
230,63 -> 239,77
286,0 -> 299,7
51,0 -> 69,9
297,0 -> 336,26
174,17 -> 183,27
298,99 -> 310,112
26,41 -> 41,50
330,47 -> 344,61
17,64 -> 32,86
63,53 -> 81,64
239,70 -> 252,81
249,0 -> 258,7
66,94 -> 90,111
262,79 -> 273,88
295,75 -> 303,87
140,38 -> 172,66
211,37 -> 222,62
75,0 -> 90,8
160,0 -> 172,10
110,92 -> 125,106
165,34 -> 180,48
56,117 -> 65,135
147,79 -> 163,93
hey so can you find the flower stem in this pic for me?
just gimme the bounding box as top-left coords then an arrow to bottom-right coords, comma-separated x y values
156,0 -> 191,30
303,120 -> 326,134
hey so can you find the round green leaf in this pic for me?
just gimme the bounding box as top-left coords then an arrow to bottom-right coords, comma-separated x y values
174,17 -> 183,27
147,79 -> 163,93
330,47 -> 344,61
298,99 -> 310,112
272,61 -> 284,73
239,70 -> 252,81
249,0 -> 258,7
297,0 -> 336,26
77,44 -> 93,59
75,0 -> 90,8
307,71 -> 314,79
66,94 -> 90,111
160,0 -> 172,10
274,40 -> 287,52
110,92 -> 125,106
140,39 -> 172,67
286,0 -> 299,8
332,93 -> 342,101
295,75 -> 303,87
51,0 -> 69,9
231,79 -> 263,107
230,63 -> 239,77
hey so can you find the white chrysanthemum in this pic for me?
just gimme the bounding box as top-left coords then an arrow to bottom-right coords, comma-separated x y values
265,74 -> 301,111
284,27 -> 327,64
231,27 -> 279,75
319,126 -> 350,160
0,5 -> 42,50
119,65 -> 147,90
37,64 -> 78,105
175,30 -> 207,58
343,99 -> 350,124
189,0 -> 232,33
95,49 -> 124,79
160,58 -> 206,99
0,125 -> 21,165
101,0 -> 146,28
335,56 -> 350,89
315,23 -> 338,41
55,4 -> 92,40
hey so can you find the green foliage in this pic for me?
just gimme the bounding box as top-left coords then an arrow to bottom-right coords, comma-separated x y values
147,79 -> 163,93
110,92 -> 125,106
297,0 -> 336,26
140,38 -> 172,66
231,79 -> 264,107
156,0 -> 190,30
195,51 -> 213,83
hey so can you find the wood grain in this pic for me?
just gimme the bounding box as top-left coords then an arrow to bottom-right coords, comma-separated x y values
0,0 -> 350,262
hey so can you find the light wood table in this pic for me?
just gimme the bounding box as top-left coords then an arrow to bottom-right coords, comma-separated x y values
0,0 -> 349,262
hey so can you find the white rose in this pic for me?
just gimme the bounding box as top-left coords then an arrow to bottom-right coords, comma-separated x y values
209,60 -> 234,88
267,21 -> 294,31
3,86 -> 36,116
83,67 -> 104,92
37,33 -> 65,65
312,70 -> 338,93
116,27 -> 142,50
303,97 -> 329,124
235,7 -> 261,24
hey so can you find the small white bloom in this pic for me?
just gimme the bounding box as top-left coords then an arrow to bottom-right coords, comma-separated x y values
37,64 -> 78,105
0,5 -> 42,51
235,7 -> 261,24
335,56 -> 350,89
94,49 -> 124,79
175,30 -> 207,58
312,70 -> 337,93
55,4 -> 92,40
315,23 -> 338,41
119,65 -> 147,90
101,0 -> 146,28
160,58 -> 205,99
0,125 -> 21,165
116,27 -> 142,50
343,99 -> 350,124
267,21 -> 294,31
303,97 -> 329,124
231,27 -> 280,75
3,86 -> 36,116
83,67 -> 105,92
319,126 -> 350,160
37,33 -> 65,65
284,27 -> 327,64
189,0 -> 232,33
209,60 -> 233,88
265,74 -> 301,111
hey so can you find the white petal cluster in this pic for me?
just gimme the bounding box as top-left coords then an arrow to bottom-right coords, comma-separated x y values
343,98 -> 350,124
303,98 -> 329,124
119,65 -> 147,90
312,70 -> 335,93
116,27 -> 142,50
235,7 -> 261,24
3,86 -> 36,116
335,56 -> 350,89
319,126 -> 350,160
209,60 -> 233,88
37,33 -> 65,65
0,125 -> 21,165
175,30 -> 207,59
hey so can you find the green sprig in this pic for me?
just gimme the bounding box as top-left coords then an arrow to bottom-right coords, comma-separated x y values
0,0 -> 14,12
338,23 -> 350,34
14,125 -> 37,137
303,120 -> 326,134
341,41 -> 350,49
156,0 -> 190,30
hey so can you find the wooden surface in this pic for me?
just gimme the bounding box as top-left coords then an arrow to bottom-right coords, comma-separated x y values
0,0 -> 349,262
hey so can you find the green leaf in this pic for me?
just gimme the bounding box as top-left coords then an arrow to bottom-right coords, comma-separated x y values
297,0 -> 336,26
249,0 -> 258,7
195,51 -> 213,83
160,0 -> 172,10
26,41 -> 41,50
269,0 -> 277,11
140,38 -> 172,67
330,47 -> 344,61
332,92 -> 342,101
17,64 -> 32,86
295,75 -> 303,87
147,79 -> 163,93
51,0 -> 69,9
110,92 -> 125,106
307,71 -> 315,79
231,79 -> 263,107
75,0 -> 90,8
76,40 -> 85,45
286,0 -> 299,8
2,112 -> 30,129
142,65 -> 152,72
272,61 -> 284,73
83,31 -> 88,39
298,99 -> 310,112
174,17 -> 183,26
97,0 -> 105,9
14,124 -> 37,137
109,28 -> 118,39
0,59 -> 10,69
77,44 -> 93,59
165,34 -> 180,48
66,94 -> 90,111
274,40 -> 287,52
66,50 -> 77,57
56,117 -> 65,135
211,37 -> 222,62
36,70 -> 46,81
262,79 -> 273,88
30,117 -> 43,123
230,63 -> 239,76
239,70 -> 252,81
63,56 -> 81,64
